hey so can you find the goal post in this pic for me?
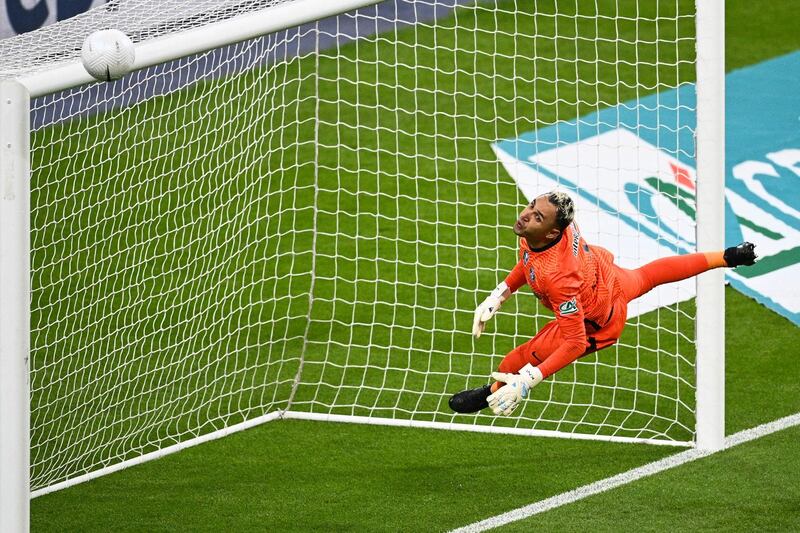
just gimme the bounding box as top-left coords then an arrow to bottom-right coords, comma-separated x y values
694,0 -> 726,452
0,78 -> 31,533
0,0 -> 727,519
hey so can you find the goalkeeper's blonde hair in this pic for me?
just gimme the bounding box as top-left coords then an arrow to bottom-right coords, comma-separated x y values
547,191 -> 575,231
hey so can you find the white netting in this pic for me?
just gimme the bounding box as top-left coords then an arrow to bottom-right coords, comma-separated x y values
288,0 -> 698,443
0,0 -> 287,79
12,0 -> 698,493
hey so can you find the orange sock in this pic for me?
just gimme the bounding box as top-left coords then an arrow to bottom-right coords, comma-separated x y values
704,251 -> 726,268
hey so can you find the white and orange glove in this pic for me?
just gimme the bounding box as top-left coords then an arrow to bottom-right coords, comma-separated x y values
487,364 -> 544,416
472,281 -> 510,338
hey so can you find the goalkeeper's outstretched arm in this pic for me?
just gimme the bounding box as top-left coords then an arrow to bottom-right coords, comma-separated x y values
471,260 -> 527,338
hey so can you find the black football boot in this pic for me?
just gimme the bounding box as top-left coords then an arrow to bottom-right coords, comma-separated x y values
723,242 -> 757,267
449,384 -> 492,413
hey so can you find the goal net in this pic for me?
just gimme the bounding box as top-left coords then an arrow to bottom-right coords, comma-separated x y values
0,0 -> 704,496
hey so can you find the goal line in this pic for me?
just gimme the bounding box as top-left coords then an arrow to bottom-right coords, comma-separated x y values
31,406 -> 689,500
449,411 -> 800,533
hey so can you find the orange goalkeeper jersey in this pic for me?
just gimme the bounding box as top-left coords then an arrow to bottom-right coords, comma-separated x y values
504,222 -> 621,377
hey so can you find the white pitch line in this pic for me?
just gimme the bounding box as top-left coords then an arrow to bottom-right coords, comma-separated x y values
450,412 -> 800,533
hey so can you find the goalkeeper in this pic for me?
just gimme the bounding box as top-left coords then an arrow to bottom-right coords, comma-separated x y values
449,191 -> 757,417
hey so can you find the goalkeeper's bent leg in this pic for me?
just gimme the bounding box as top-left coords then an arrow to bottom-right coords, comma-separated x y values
489,321 -> 563,392
494,310 -> 626,385
449,323 -> 560,413
451,304 -> 632,413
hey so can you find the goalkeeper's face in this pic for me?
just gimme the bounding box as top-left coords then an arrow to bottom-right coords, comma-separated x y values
513,195 -> 561,246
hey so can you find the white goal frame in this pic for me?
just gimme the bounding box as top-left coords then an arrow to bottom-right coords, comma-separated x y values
0,1 -> 725,531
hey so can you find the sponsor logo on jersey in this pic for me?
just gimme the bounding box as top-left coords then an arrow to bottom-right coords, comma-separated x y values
492,51 -> 800,326
571,226 -> 581,257
558,298 -> 578,316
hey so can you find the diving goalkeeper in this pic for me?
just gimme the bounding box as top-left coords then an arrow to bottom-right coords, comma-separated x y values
449,191 -> 757,417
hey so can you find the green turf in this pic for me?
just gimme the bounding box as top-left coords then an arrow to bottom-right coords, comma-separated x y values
502,425 -> 800,532
725,290 -> 800,435
26,0 -> 800,530
29,287 -> 800,531
726,0 -> 800,70
29,419 -> 674,532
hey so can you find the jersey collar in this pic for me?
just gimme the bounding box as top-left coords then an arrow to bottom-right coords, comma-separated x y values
527,231 -> 564,253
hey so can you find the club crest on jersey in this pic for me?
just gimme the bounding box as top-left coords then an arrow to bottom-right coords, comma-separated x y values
558,298 -> 578,316
529,266 -> 535,282
523,251 -> 529,264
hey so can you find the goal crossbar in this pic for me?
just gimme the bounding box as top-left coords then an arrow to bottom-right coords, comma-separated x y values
18,0 -> 383,98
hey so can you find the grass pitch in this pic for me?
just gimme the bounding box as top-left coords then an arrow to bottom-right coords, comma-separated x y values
30,288 -> 800,532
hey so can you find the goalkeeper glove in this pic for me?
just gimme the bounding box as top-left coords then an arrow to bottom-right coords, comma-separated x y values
472,281 -> 510,338
487,364 -> 544,416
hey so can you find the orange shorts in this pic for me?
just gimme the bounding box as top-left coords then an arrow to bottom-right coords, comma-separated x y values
497,296 -> 628,373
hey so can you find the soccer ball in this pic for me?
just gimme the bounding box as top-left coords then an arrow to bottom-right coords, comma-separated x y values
81,29 -> 135,82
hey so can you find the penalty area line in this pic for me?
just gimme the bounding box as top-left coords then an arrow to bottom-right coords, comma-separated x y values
449,412 -> 800,533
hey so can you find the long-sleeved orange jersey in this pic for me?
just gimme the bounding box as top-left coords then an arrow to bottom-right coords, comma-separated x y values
503,222 -> 622,378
